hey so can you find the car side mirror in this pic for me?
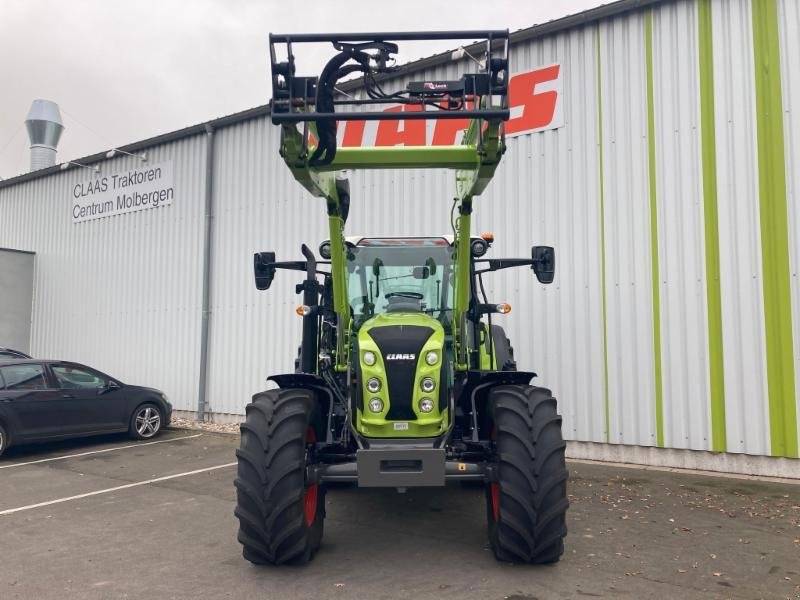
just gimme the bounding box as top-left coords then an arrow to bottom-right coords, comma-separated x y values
102,380 -> 121,394
254,252 -> 276,290
531,246 -> 555,284
413,266 -> 430,279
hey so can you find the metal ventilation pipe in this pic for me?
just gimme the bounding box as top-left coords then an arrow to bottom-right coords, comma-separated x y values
25,99 -> 64,171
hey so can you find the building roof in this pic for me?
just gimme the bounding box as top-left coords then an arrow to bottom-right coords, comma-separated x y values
0,0 -> 663,191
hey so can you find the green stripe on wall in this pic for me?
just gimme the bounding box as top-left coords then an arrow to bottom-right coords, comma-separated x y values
596,24 -> 611,444
751,0 -> 798,457
645,10 -> 665,448
697,0 -> 727,453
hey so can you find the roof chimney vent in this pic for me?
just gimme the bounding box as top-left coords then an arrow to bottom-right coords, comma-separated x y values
25,99 -> 64,172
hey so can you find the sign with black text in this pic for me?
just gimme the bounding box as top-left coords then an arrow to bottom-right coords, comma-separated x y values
71,161 -> 174,223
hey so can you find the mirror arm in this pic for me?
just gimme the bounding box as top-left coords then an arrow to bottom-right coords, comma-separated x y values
473,258 -> 534,273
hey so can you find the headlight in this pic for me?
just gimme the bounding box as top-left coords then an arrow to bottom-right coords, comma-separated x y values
318,240 -> 332,259
419,398 -> 434,413
363,351 -> 376,366
420,377 -> 435,393
368,397 -> 384,413
366,377 -> 381,393
470,238 -> 488,257
425,351 -> 438,365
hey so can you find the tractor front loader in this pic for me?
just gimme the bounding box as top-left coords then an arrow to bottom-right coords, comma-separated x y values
234,30 -> 569,565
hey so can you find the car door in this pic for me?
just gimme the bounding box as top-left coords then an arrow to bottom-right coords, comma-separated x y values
49,363 -> 128,432
0,363 -> 64,440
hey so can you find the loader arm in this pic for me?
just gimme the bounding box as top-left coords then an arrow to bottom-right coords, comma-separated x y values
271,30 -> 510,371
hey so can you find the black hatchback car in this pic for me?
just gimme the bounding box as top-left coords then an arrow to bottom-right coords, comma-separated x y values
0,359 -> 172,456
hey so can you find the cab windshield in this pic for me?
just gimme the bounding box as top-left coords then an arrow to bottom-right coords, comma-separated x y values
347,238 -> 453,327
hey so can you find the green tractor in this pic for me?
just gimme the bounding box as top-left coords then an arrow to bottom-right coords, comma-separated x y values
234,30 -> 568,565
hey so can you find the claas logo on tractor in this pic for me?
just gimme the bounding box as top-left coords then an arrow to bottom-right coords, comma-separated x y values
234,29 -> 568,568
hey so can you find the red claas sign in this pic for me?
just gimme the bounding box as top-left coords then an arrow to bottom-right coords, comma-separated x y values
337,64 -> 563,147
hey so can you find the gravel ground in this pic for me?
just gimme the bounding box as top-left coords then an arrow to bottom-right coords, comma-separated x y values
169,416 -> 240,434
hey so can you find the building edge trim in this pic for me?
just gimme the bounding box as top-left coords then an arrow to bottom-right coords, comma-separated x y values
168,407 -> 800,480
567,440 -> 800,480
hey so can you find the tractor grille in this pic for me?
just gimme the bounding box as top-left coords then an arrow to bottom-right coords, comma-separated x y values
367,325 -> 434,421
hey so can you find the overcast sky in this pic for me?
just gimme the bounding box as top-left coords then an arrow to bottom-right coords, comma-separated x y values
0,0 -> 605,179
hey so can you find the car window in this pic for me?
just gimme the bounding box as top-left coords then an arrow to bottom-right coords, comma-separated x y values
52,365 -> 108,390
0,364 -> 48,390
0,351 -> 20,359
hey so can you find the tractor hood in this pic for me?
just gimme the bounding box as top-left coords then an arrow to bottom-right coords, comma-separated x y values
356,312 -> 448,438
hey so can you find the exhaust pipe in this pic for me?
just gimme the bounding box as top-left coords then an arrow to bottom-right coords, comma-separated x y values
25,99 -> 64,171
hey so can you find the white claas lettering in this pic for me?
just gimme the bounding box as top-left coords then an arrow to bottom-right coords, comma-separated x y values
336,64 -> 563,147
385,353 -> 416,361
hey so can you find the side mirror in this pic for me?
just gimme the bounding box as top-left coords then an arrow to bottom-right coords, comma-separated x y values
531,246 -> 555,284
413,266 -> 430,279
254,251 -> 276,290
102,380 -> 121,394
425,257 -> 437,276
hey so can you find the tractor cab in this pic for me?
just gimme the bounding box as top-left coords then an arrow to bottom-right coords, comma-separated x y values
343,237 -> 454,328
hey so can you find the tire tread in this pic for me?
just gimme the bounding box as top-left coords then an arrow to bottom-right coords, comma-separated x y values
234,388 -> 324,565
487,385 -> 569,564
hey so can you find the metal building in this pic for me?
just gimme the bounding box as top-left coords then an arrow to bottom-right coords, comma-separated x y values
1,0 -> 798,477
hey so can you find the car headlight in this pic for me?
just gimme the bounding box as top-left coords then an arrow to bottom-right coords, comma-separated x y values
420,377 -> 436,393
368,397 -> 384,413
367,377 -> 381,393
419,398 -> 434,413
425,351 -> 438,365
363,351 -> 376,366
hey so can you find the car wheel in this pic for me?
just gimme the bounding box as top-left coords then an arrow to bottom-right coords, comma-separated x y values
130,404 -> 163,440
0,423 -> 8,457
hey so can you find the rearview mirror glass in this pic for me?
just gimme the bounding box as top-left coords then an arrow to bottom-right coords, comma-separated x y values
425,257 -> 437,275
531,246 -> 555,284
372,258 -> 384,277
413,266 -> 430,279
254,252 -> 276,290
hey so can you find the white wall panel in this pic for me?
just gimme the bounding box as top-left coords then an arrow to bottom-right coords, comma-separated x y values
711,0 -> 770,455
206,119 -> 327,415
599,13 -> 658,447
652,0 -> 712,450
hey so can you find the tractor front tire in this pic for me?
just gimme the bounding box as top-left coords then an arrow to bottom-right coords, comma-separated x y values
486,385 -> 569,564
234,388 -> 325,565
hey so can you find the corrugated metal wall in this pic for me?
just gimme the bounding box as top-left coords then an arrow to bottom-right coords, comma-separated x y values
0,136 -> 207,410
2,0 -> 799,461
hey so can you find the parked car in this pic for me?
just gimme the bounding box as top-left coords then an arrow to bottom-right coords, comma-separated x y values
0,359 -> 172,457
0,348 -> 31,360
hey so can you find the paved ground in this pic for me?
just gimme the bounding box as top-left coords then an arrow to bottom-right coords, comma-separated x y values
0,430 -> 798,600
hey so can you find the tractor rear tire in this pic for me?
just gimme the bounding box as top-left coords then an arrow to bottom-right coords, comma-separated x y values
486,385 -> 569,563
234,388 -> 325,565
